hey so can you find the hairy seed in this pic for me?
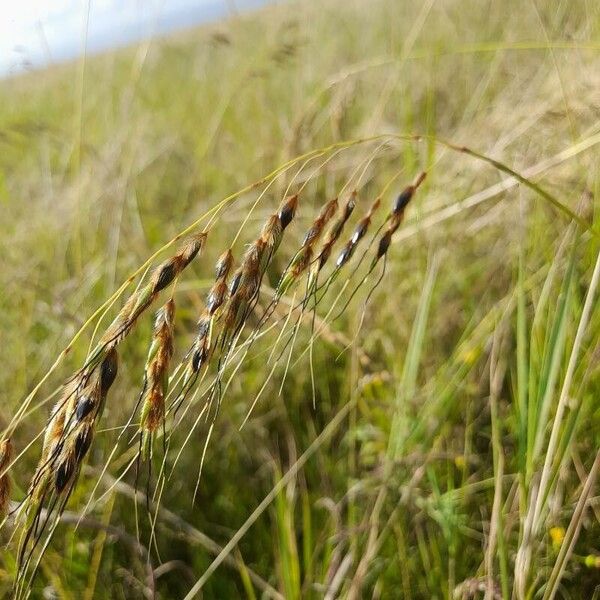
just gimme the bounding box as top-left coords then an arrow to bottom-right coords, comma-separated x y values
278,194 -> 299,229
55,455 -> 75,494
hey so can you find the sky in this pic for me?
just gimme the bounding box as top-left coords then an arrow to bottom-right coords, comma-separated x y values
0,0 -> 266,76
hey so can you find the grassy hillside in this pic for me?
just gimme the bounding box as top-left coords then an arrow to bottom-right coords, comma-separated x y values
1,0 -> 599,597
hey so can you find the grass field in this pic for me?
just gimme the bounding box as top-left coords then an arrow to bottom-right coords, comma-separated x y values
1,0 -> 600,598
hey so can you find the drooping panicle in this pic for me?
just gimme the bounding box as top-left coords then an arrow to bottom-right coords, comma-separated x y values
32,254 -> 170,495
20,229 -> 206,586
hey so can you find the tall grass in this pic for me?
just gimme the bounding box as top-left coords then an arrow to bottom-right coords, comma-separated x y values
0,0 -> 599,598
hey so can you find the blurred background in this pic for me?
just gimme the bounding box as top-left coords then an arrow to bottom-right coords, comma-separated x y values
0,0 -> 268,75
1,0 -> 599,598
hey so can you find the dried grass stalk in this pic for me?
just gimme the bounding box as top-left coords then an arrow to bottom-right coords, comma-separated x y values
0,438 -> 13,519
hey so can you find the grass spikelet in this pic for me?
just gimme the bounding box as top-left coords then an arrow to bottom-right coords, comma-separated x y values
184,250 -> 234,381
53,349 -> 119,495
278,197 -> 338,295
0,438 -> 13,520
371,172 -> 426,268
99,232 -> 206,354
27,352 -> 117,507
140,300 -> 175,457
208,250 -> 234,314
28,373 -> 87,502
254,193 -> 299,272
260,214 -> 283,254
16,350 -> 119,593
317,192 -> 357,271
222,239 -> 265,335
221,195 -> 299,348
257,194 -> 299,278
335,196 -> 381,269
278,194 -> 299,233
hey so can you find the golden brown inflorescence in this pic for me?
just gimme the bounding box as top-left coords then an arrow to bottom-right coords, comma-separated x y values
140,299 -> 176,457
220,194 -> 299,349
335,196 -> 382,269
371,172 -> 426,268
14,169 -> 425,595
24,232 -> 206,536
186,248 -> 234,382
317,192 -> 357,272
100,233 -> 206,354
278,197 -> 339,295
55,349 -> 119,495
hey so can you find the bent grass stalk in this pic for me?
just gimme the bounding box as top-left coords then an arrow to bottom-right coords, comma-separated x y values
4,133 -> 595,596
5,132 -> 589,439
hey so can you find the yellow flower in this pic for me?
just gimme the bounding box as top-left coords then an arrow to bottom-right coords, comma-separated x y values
454,455 -> 466,469
584,555 -> 600,569
549,526 -> 565,550
460,347 -> 479,365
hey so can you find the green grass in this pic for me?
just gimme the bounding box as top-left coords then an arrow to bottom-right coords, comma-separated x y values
1,0 -> 600,598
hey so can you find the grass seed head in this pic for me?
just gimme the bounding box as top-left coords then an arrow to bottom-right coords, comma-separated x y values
215,249 -> 234,280
151,257 -> 183,295
393,171 -> 426,215
371,173 -> 426,269
101,233 -> 205,352
50,350 -> 119,495
302,197 -> 338,248
206,280 -> 228,316
141,301 -> 175,440
189,313 -> 212,373
260,214 -> 283,251
180,232 -> 207,267
229,267 -> 243,296
318,192 -> 356,271
278,194 -> 299,230
336,197 -> 381,268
